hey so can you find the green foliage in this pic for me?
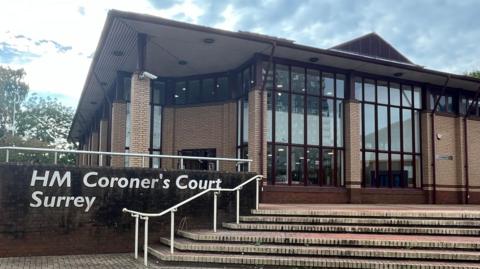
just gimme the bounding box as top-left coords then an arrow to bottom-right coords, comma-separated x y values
0,66 -> 75,165
465,70 -> 480,79
0,66 -> 29,138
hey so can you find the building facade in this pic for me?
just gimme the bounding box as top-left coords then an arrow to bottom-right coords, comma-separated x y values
70,10 -> 480,204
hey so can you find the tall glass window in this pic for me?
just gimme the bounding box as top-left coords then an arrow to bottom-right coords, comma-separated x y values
358,77 -> 422,188
150,81 -> 164,168
266,63 -> 345,186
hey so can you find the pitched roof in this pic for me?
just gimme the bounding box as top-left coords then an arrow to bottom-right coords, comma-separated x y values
330,32 -> 413,64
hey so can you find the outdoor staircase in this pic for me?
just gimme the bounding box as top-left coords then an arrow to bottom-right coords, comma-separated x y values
148,205 -> 480,268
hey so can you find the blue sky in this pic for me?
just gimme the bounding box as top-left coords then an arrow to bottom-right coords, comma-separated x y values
1,0 -> 479,108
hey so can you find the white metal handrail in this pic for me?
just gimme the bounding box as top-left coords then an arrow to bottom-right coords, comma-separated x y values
122,174 -> 263,267
0,146 -> 252,171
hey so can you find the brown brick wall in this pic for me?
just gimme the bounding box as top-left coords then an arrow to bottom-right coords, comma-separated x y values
344,100 -> 362,202
110,101 -> 126,167
129,73 -> 151,167
248,88 -> 267,176
467,119 -> 480,202
98,119 -> 108,166
161,102 -> 237,171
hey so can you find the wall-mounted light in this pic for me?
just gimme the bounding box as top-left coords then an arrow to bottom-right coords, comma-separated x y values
139,71 -> 158,80
436,133 -> 442,140
203,38 -> 215,44
309,57 -> 319,63
394,72 -> 403,77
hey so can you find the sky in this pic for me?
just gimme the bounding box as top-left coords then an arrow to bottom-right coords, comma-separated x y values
0,0 -> 479,108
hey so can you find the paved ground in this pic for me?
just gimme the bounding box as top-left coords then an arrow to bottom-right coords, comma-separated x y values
0,253 -> 166,269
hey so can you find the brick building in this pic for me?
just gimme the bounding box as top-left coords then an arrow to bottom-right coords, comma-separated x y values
69,10 -> 480,204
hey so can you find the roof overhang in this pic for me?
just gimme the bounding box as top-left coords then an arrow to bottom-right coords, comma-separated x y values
69,9 -> 480,142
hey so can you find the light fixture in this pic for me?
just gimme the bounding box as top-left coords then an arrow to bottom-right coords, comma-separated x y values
277,84 -> 283,88
178,60 -> 188,65
278,148 -> 284,152
327,151 -> 334,155
203,38 -> 215,44
182,87 -> 186,91
394,72 -> 403,77
309,57 -> 319,63
112,50 -> 124,56
326,91 -> 333,95
277,92 -> 282,96
174,94 -> 179,98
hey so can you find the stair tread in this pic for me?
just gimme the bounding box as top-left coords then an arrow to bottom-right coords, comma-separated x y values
222,222 -> 480,235
179,229 -> 480,243
149,244 -> 480,269
160,237 -> 480,257
240,215 -> 480,226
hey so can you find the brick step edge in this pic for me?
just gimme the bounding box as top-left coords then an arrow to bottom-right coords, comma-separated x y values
251,210 -> 480,219
148,245 -> 480,269
177,230 -> 480,250
240,216 -> 480,227
222,222 -> 480,236
159,238 -> 480,261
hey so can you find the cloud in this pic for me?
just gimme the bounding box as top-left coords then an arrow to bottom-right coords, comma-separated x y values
1,0 -> 479,110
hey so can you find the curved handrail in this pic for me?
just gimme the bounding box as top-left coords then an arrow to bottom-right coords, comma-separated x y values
122,174 -> 263,266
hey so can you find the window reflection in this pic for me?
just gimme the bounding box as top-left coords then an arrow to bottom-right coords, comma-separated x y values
323,73 -> 335,97
307,69 -> 320,95
291,146 -> 304,184
275,92 -> 289,143
364,104 -> 375,149
307,97 -> 319,145
275,64 -> 289,91
292,94 -> 304,144
377,81 -> 388,104
364,79 -> 375,102
275,145 -> 288,184
322,149 -> 334,186
292,67 -> 305,93
364,152 -> 376,187
307,148 -> 319,185
377,106 -> 388,151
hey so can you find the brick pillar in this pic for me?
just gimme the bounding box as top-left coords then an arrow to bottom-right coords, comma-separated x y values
221,101 -> 238,172
455,116 -> 466,202
90,130 -> 99,166
344,100 -> 362,203
110,101 -> 126,167
421,111 -> 434,203
98,118 -> 108,166
129,73 -> 151,167
248,88 -> 267,176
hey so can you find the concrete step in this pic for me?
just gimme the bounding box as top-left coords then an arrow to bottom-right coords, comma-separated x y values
148,244 -> 480,269
240,215 -> 480,227
159,237 -> 480,261
222,222 -> 480,236
252,209 -> 480,219
177,229 -> 480,250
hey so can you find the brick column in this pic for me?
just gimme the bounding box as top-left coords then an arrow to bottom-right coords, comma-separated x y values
344,100 -> 362,203
98,118 -> 108,166
454,116 -> 466,202
110,101 -> 126,167
248,88 -> 267,176
129,73 -> 151,167
90,130 -> 99,166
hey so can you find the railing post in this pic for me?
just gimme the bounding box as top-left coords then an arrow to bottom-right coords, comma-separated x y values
213,192 -> 218,232
134,214 -> 139,259
216,160 -> 220,171
99,154 -> 103,166
247,162 -> 251,172
143,216 -> 149,267
170,209 -> 176,254
142,156 -> 145,167
180,158 -> 184,170
54,152 -> 58,165
236,188 -> 240,224
5,149 -> 9,162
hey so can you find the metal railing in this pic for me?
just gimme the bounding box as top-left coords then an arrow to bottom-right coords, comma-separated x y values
122,174 -> 263,267
0,146 -> 252,172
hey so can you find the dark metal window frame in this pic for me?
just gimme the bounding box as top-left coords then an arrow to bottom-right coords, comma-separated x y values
267,61 -> 346,187
357,76 -> 423,189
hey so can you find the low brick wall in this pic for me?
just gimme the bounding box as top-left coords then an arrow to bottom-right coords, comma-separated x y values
0,163 -> 255,257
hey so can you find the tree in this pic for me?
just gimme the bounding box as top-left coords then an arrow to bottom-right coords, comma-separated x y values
0,66 -> 75,164
465,71 -> 480,79
16,93 -> 74,150
0,66 -> 29,138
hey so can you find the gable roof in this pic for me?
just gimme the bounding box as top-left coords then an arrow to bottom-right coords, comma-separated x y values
330,32 -> 413,64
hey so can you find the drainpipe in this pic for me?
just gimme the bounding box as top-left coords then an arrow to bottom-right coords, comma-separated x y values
430,75 -> 450,204
463,86 -> 480,204
259,42 -> 276,179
